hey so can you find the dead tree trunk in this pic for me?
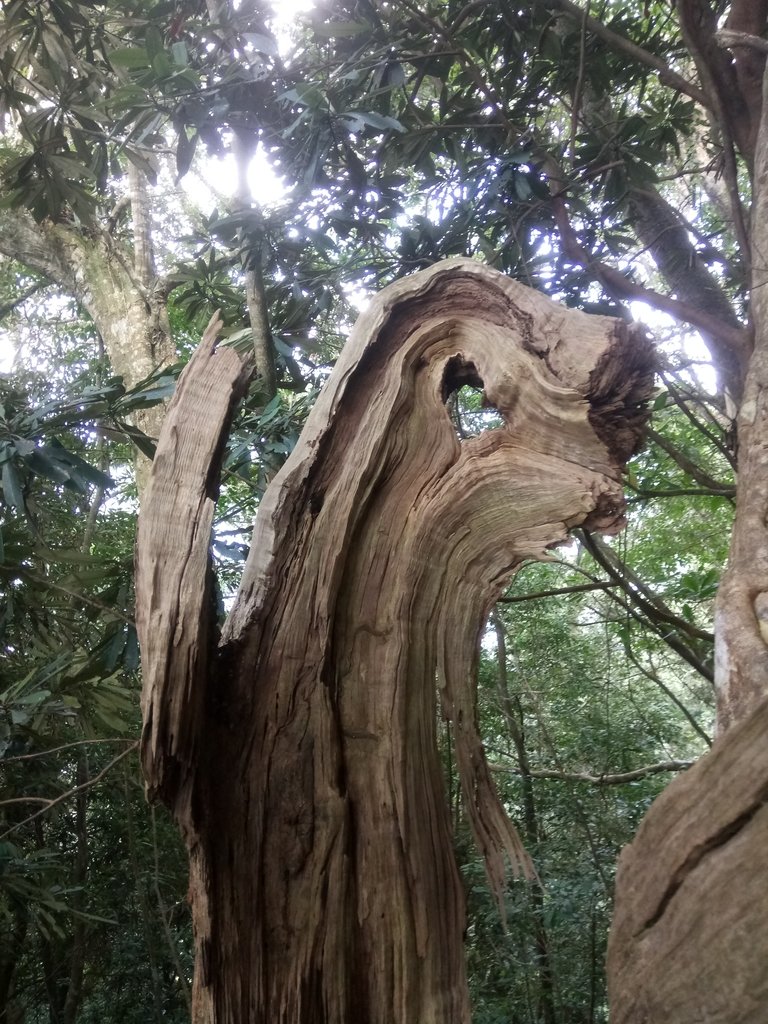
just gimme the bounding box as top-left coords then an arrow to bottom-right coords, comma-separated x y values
135,258 -> 653,1023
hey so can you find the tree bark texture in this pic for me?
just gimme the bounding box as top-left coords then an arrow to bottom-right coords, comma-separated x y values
714,58 -> 768,732
135,258 -> 653,1023
607,694 -> 768,1024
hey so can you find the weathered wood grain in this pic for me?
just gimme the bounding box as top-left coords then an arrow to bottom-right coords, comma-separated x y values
136,258 -> 654,1024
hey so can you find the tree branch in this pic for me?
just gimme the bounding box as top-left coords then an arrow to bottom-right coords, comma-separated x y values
716,29 -> 768,54
0,279 -> 48,318
582,532 -> 714,644
497,580 -> 618,603
0,742 -> 139,840
550,192 -> 749,360
646,426 -> 735,493
625,648 -> 713,746
490,758 -> 694,785
0,208 -> 82,295
552,0 -> 708,107
0,737 -> 137,764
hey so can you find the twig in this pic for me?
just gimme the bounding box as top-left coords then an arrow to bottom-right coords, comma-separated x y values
497,580 -> 618,603
552,0 -> 708,107
0,742 -> 139,840
0,280 -> 47,318
1,736 -> 138,764
0,796 -> 52,806
489,758 -> 694,785
625,648 -> 712,746
626,487 -> 735,501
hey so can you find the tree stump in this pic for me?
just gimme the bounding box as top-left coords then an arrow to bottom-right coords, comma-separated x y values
135,258 -> 653,1023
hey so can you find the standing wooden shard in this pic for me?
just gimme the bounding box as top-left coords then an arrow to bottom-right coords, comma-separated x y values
135,258 -> 654,1024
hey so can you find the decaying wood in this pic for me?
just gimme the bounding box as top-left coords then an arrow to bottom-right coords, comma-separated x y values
136,313 -> 250,816
608,694 -> 768,1023
135,257 -> 653,1024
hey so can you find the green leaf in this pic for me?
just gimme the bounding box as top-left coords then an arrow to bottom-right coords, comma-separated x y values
145,24 -> 164,60
356,111 -> 404,133
175,127 -> 198,179
171,40 -> 188,66
109,47 -> 151,69
653,392 -> 669,411
1,459 -> 23,508
312,20 -> 369,38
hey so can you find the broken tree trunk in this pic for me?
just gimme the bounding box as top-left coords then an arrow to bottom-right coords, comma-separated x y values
135,257 -> 653,1024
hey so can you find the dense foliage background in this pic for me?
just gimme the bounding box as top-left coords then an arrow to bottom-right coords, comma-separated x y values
0,0 -> 743,1020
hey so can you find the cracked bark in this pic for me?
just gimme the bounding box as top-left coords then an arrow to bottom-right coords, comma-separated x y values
136,258 -> 653,1024
608,696 -> 768,1024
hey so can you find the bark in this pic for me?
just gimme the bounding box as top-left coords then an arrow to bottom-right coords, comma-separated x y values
0,208 -> 172,388
607,16 -> 768,1019
136,258 -> 653,1023
675,0 -> 761,170
127,162 -> 157,289
608,694 -> 768,1024
714,55 -> 768,731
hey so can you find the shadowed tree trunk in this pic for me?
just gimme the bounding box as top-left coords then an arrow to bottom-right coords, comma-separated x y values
135,258 -> 653,1023
607,696 -> 768,1024
607,21 -> 768,1023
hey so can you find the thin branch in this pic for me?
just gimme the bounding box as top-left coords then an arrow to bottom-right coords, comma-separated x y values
625,648 -> 712,746
1,736 -> 137,764
659,375 -> 736,466
151,806 -> 192,1011
551,0 -> 708,107
551,193 -> 749,355
550,550 -> 715,682
568,4 -> 588,161
17,570 -> 134,625
646,426 -> 735,493
497,580 -> 618,603
0,742 -> 139,840
582,533 -> 714,644
627,486 -> 735,501
490,758 -> 694,785
0,280 -> 47,318
0,796 -> 53,807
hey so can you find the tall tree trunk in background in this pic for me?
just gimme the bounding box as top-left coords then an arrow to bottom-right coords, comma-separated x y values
136,259 -> 653,1023
493,614 -> 556,1024
715,57 -> 768,730
232,135 -> 277,401
0,159 -> 174,491
608,10 -> 768,1023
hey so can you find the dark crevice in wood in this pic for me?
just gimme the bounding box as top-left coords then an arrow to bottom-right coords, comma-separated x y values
639,784 -> 768,933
